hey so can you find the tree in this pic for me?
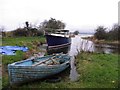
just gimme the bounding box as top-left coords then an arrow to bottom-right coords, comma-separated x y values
105,24 -> 120,41
110,24 -> 120,41
73,30 -> 79,35
41,18 -> 66,33
12,28 -> 28,37
94,26 -> 107,40
24,21 -> 36,36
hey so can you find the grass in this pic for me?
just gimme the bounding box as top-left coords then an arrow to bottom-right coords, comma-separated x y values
0,36 -> 2,89
0,67 -> 1,90
76,52 -> 119,88
3,52 -> 119,89
2,36 -> 46,65
1,36 -> 119,89
2,36 -> 45,49
16,52 -> 118,89
2,36 -> 46,88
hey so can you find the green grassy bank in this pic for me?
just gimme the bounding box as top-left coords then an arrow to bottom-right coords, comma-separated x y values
2,36 -> 45,48
19,53 -> 118,88
1,37 -> 119,89
2,36 -> 46,64
3,52 -> 119,89
2,36 -> 46,88
75,52 -> 119,88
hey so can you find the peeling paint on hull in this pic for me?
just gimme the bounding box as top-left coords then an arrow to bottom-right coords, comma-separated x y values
8,54 -> 71,85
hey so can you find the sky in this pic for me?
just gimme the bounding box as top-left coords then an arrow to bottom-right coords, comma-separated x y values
0,0 -> 119,32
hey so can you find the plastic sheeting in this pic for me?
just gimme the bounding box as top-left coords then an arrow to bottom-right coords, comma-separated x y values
0,46 -> 28,55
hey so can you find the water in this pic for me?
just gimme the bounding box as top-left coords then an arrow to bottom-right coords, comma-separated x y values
68,35 -> 94,81
69,56 -> 79,81
94,44 -> 119,54
79,34 -> 118,54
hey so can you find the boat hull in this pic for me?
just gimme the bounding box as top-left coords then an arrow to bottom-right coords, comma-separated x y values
45,34 -> 71,49
47,45 -> 70,55
8,54 -> 71,85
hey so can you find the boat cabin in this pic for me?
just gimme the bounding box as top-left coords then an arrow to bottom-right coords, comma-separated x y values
55,29 -> 70,35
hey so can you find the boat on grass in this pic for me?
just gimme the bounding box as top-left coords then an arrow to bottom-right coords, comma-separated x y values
8,53 -> 71,85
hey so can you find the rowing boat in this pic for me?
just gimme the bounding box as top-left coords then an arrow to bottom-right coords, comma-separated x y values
8,53 -> 71,85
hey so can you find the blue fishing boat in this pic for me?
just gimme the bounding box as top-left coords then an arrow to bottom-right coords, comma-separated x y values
8,53 -> 71,85
45,30 -> 71,49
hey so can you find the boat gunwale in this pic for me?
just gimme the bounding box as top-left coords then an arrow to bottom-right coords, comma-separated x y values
8,54 -> 71,67
9,61 -> 70,69
9,55 -> 55,66
45,34 -> 71,39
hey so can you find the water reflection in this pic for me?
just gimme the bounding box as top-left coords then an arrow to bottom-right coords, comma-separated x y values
71,35 -> 118,54
80,34 -> 118,54
69,56 -> 79,81
69,35 -> 94,56
94,44 -> 119,54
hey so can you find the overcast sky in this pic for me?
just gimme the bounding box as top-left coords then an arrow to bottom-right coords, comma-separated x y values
0,0 -> 119,32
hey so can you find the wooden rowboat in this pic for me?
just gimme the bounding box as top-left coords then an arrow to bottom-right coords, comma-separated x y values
8,53 -> 71,85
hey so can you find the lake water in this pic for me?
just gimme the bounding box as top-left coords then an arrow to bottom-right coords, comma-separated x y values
75,34 -> 118,54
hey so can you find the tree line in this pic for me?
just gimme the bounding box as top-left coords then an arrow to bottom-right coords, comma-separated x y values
1,17 -> 119,41
94,24 -> 120,41
1,18 -> 66,37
